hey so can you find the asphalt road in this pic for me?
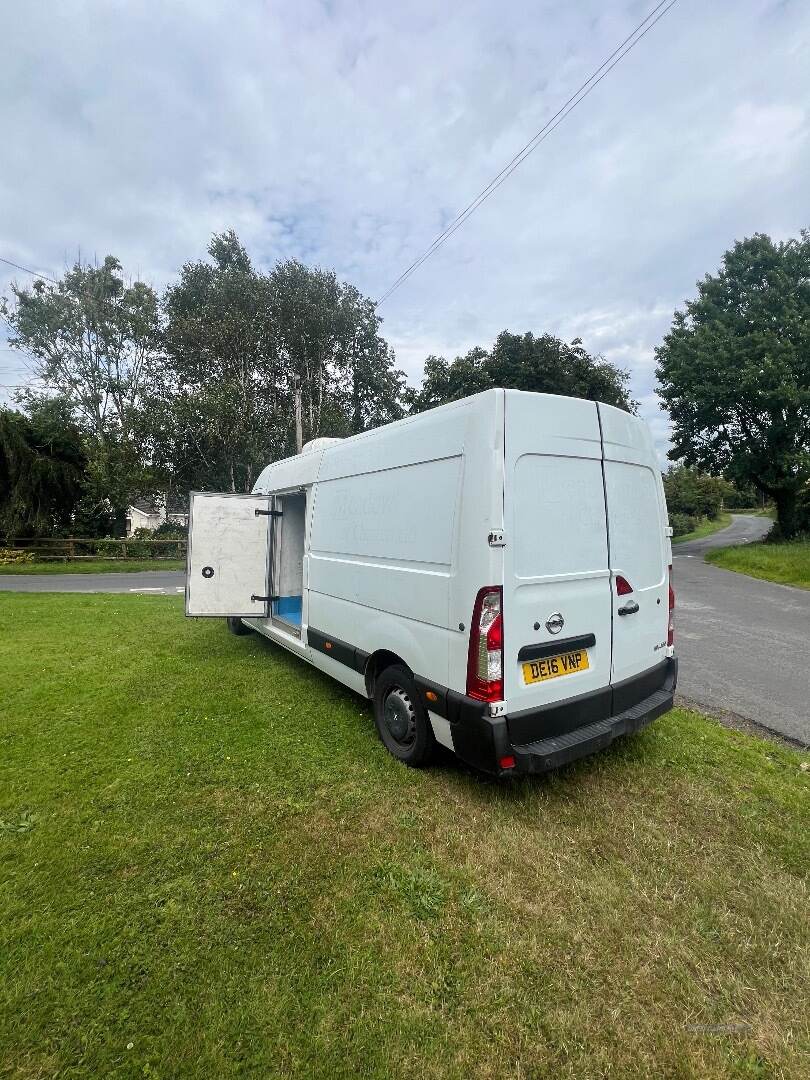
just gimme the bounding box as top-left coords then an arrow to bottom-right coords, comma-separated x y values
2,514 -> 808,744
674,514 -> 809,745
0,570 -> 185,594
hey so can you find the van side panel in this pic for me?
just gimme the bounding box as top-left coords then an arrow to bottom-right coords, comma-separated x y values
307,393 -> 498,689
308,456 -> 461,629
446,390 -> 506,695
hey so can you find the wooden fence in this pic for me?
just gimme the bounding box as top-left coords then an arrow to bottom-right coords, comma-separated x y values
5,538 -> 187,561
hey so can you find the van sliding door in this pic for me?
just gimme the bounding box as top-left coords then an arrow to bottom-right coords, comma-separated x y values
186,493 -> 273,617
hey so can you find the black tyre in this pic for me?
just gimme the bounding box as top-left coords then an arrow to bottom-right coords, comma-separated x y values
373,665 -> 435,767
226,616 -> 252,636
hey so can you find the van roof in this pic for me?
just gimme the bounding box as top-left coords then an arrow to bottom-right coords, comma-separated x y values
255,389 -> 639,482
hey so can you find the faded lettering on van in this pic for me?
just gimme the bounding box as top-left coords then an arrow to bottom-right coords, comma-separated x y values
310,457 -> 462,566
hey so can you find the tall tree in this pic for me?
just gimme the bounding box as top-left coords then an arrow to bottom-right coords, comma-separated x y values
139,235 -> 407,491
2,256 -> 161,530
333,284 -> 407,436
0,400 -> 88,537
266,261 -> 406,449
410,332 -> 635,414
139,231 -> 283,493
656,232 -> 810,537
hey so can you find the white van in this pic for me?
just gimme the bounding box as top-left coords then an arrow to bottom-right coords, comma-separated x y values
186,389 -> 676,776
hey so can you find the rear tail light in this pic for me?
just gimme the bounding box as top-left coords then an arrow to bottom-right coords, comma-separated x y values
667,564 -> 675,647
615,574 -> 633,596
466,586 -> 503,702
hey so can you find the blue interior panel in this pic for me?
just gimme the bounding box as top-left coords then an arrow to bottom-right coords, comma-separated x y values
273,594 -> 302,626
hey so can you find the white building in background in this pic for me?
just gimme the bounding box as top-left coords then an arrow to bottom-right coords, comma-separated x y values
125,496 -> 188,536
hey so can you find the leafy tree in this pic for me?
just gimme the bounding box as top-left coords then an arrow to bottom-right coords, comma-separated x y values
140,235 -> 409,495
411,332 -> 635,413
0,400 -> 87,537
328,283 -> 407,437
138,231 -> 283,493
662,466 -> 726,521
266,261 -> 406,449
2,256 -> 161,530
656,232 -> 810,538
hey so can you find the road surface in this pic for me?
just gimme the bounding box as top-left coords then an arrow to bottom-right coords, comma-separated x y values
2,515 -> 808,744
674,514 -> 809,745
0,570 -> 185,594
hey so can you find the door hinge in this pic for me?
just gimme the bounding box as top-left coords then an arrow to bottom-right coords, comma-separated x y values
488,530 -> 505,547
251,594 -> 279,603
255,509 -> 283,517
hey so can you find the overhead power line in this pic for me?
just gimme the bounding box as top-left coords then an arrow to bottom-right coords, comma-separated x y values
375,0 -> 680,307
0,255 -> 58,285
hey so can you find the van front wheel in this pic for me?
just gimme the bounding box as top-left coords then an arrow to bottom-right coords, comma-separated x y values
373,665 -> 435,767
226,617 -> 252,636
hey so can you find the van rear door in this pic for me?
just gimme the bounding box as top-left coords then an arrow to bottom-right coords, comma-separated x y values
186,492 -> 273,617
598,404 -> 670,684
501,392 -> 613,715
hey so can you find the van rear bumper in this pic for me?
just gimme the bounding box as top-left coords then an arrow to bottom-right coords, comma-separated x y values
510,667 -> 676,774
442,657 -> 677,777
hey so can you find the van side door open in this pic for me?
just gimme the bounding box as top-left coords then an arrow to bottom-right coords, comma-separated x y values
186,492 -> 274,617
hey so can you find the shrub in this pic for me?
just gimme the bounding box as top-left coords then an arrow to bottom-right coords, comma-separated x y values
669,512 -> 696,538
663,466 -> 724,519
0,548 -> 35,565
153,521 -> 187,540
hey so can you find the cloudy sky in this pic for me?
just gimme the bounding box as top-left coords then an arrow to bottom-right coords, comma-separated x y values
1,0 -> 808,458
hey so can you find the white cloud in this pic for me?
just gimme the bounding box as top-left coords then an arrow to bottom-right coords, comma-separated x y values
1,0 -> 808,466
720,102 -> 806,169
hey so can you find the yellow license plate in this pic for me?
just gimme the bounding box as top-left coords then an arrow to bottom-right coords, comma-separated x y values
522,649 -> 590,685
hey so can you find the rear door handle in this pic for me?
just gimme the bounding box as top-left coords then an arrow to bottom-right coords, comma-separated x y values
618,600 -> 639,616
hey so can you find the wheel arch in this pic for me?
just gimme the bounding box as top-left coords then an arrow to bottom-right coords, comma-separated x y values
364,649 -> 410,698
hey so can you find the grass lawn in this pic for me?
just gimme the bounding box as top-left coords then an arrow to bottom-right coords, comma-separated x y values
0,559 -> 185,575
1,595 -> 808,1079
672,512 -> 733,545
706,540 -> 810,590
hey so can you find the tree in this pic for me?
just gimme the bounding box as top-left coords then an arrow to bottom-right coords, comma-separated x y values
0,400 -> 87,537
138,231 -> 283,494
662,466 -> 726,520
266,261 -> 406,449
656,232 -> 810,538
327,283 -> 407,437
410,332 -> 635,413
2,256 -> 161,530
139,234 -> 407,492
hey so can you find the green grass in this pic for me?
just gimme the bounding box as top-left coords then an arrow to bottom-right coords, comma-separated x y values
0,558 -> 184,575
1,594 -> 808,1079
672,511 -> 733,544
706,540 -> 810,589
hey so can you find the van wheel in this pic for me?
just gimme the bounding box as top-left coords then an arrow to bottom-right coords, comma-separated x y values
226,617 -> 252,636
373,665 -> 435,767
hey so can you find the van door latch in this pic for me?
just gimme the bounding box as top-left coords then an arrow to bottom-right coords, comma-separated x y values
251,594 -> 279,603
255,509 -> 283,517
488,530 -> 505,547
